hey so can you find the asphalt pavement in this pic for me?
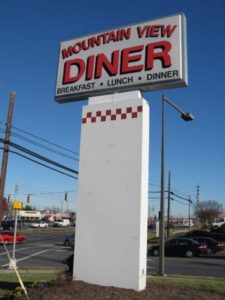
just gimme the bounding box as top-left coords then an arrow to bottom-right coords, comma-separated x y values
0,230 -> 225,278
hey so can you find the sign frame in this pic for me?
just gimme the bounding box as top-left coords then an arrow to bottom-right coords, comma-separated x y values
55,13 -> 187,103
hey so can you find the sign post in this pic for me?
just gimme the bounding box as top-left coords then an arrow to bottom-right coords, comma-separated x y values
8,201 -> 22,269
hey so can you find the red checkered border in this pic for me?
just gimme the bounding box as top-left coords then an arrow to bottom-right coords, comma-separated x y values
82,106 -> 143,124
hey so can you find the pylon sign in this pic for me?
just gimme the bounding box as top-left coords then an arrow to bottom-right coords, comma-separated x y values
55,14 -> 187,103
73,91 -> 149,291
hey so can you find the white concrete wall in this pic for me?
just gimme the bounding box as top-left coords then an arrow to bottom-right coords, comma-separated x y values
73,91 -> 149,291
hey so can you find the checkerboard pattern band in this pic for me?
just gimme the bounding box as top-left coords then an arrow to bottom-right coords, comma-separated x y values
82,106 -> 143,124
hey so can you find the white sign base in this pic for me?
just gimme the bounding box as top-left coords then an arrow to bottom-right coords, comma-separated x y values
73,90 -> 149,291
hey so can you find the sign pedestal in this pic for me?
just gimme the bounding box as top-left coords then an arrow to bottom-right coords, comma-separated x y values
73,90 -> 149,291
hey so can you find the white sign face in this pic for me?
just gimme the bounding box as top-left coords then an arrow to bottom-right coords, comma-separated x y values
55,14 -> 187,103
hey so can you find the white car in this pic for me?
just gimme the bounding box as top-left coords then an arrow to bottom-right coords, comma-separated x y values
53,219 -> 70,227
212,217 -> 225,229
31,221 -> 48,228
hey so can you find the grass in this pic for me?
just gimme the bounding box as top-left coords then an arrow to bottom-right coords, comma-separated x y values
1,269 -> 225,299
0,268 -> 61,298
18,226 -> 75,234
148,275 -> 225,297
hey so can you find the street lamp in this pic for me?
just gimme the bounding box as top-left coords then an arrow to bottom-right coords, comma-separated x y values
159,95 -> 194,276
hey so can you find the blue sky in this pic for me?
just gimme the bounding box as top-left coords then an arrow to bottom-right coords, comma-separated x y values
0,0 -> 224,217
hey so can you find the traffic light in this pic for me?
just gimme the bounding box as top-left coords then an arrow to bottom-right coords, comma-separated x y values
64,192 -> 68,201
7,194 -> 11,203
27,194 -> 31,203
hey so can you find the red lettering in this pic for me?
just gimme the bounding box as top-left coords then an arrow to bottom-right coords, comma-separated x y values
95,51 -> 119,79
137,25 -> 177,38
145,41 -> 172,70
63,59 -> 85,84
62,41 -> 173,84
137,26 -> 147,38
121,45 -> 144,74
161,25 -> 177,38
86,55 -> 95,80
149,25 -> 161,37
62,46 -> 74,59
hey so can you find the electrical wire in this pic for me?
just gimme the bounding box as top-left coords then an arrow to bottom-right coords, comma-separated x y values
172,198 -> 189,206
171,186 -> 196,198
10,124 -> 79,156
0,127 -> 79,161
0,138 -> 78,175
171,191 -> 192,202
8,149 -> 78,180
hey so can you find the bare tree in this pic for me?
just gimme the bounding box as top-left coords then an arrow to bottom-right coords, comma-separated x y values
194,200 -> 222,224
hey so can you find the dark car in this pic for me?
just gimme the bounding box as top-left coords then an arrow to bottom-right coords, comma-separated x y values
148,223 -> 156,230
63,234 -> 75,248
148,237 -> 208,258
1,219 -> 23,230
190,236 -> 224,254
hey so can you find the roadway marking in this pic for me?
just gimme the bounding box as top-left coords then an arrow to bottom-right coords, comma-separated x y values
55,249 -> 71,252
147,266 -> 157,270
0,243 -> 54,255
0,247 -> 30,256
147,258 -> 154,262
1,249 -> 51,267
0,244 -> 67,258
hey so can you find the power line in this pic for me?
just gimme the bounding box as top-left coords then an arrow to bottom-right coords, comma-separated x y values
0,128 -> 78,161
10,124 -> 79,156
171,191 -> 192,202
148,190 -> 168,193
6,190 -> 76,196
7,149 -> 78,180
172,198 -> 189,206
0,127 -> 79,161
171,186 -> 195,198
15,183 -> 76,194
0,138 -> 78,175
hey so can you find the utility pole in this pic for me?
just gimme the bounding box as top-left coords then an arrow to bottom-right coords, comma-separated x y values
188,196 -> 192,231
14,184 -> 18,219
7,194 -> 11,218
64,191 -> 68,215
196,185 -> 200,228
167,170 -> 171,238
14,184 -> 18,201
0,91 -> 16,221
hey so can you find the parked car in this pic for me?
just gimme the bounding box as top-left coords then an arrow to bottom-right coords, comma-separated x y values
63,233 -> 75,247
212,217 -> 225,230
186,229 -> 225,241
54,219 -> 70,227
1,219 -> 23,230
148,237 -> 208,258
190,236 -> 224,254
31,221 -> 48,228
0,232 -> 27,244
148,223 -> 156,230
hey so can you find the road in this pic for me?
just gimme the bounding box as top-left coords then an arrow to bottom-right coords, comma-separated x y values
148,255 -> 225,277
0,231 -> 73,268
0,230 -> 225,278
